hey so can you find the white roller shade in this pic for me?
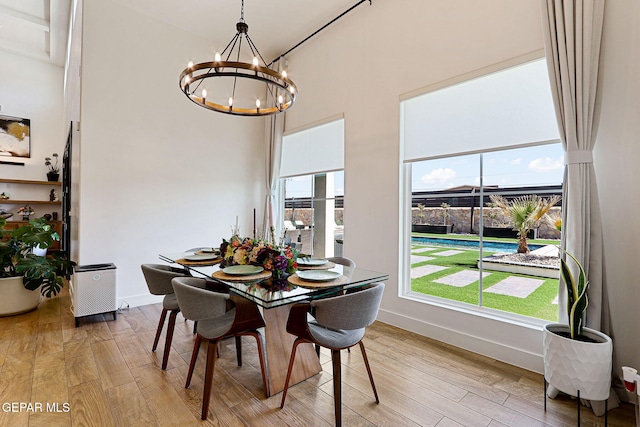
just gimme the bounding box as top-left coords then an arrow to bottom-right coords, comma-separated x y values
402,58 -> 560,162
280,119 -> 344,178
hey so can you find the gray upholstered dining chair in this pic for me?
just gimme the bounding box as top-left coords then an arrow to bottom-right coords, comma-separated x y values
280,282 -> 385,426
171,277 -> 269,421
326,256 -> 355,268
141,263 -> 192,370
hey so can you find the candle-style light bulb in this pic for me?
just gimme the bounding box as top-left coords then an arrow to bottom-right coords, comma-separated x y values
202,89 -> 207,103
184,76 -> 191,84
289,86 -> 295,94
228,97 -> 233,106
278,95 -> 283,105
255,99 -> 261,109
252,57 -> 259,66
281,70 -> 287,79
187,60 -> 193,69
214,52 -> 221,62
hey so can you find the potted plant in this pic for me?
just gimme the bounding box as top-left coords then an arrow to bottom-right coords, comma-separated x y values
543,248 -> 612,417
16,205 -> 35,221
45,153 -> 60,181
411,203 -> 454,234
488,194 -> 560,253
0,217 -> 76,316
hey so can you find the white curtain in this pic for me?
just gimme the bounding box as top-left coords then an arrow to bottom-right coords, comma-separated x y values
541,0 -> 615,415
263,59 -> 286,243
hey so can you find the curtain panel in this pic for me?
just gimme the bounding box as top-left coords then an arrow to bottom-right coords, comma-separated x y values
540,0 -> 615,415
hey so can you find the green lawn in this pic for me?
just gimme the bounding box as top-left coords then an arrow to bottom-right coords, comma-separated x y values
411,244 -> 559,321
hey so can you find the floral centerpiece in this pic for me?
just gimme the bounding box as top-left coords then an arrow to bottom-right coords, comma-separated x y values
219,235 -> 298,278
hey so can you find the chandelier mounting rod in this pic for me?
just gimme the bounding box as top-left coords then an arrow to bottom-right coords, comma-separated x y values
267,0 -> 372,67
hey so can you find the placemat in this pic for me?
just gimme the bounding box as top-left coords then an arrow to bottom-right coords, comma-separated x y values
287,273 -> 348,288
176,257 -> 222,266
212,269 -> 272,282
296,261 -> 336,271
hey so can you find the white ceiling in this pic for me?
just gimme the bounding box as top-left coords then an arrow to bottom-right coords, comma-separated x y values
0,0 -> 71,66
0,0 -> 365,67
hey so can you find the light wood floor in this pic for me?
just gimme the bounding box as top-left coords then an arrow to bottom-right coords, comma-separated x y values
0,289 -> 634,427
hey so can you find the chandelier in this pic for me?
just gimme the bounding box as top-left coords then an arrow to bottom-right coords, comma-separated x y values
178,0 -> 297,117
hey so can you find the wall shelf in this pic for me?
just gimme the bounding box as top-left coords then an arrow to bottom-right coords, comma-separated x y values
0,178 -> 61,186
1,178 -> 64,250
1,200 -> 60,205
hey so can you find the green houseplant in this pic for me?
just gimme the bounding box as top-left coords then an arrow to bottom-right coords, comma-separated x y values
0,216 -> 75,300
45,153 -> 60,181
489,194 -> 560,253
542,247 -> 613,417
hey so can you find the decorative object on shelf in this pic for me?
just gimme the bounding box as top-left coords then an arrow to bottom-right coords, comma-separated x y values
219,235 -> 298,279
16,205 -> 34,221
178,0 -> 297,117
543,248 -> 614,419
52,212 -> 58,221
43,213 -> 52,221
0,192 -> 9,200
49,189 -> 58,201
45,152 -> 60,181
0,216 -> 76,316
0,208 -> 12,220
0,115 -> 30,158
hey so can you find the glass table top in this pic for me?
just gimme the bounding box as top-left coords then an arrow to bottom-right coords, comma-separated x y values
159,252 -> 389,309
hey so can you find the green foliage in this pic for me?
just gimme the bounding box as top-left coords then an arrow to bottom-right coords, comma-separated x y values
410,245 -> 559,321
559,248 -> 589,339
489,194 -> 561,253
0,217 -> 76,297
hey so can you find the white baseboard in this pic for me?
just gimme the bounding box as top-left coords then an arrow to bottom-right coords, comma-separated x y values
118,293 -> 162,309
377,308 -> 544,374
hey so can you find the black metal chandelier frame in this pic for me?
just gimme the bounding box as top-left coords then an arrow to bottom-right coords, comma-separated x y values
178,0 -> 297,117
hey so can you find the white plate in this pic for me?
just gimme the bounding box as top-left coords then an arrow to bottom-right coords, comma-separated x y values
297,257 -> 328,266
222,265 -> 264,275
297,270 -> 341,282
198,247 -> 218,253
183,254 -> 218,262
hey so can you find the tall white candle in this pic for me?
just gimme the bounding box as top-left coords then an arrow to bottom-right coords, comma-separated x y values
269,199 -> 274,227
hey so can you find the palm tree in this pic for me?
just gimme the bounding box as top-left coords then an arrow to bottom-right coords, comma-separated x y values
489,194 -> 561,253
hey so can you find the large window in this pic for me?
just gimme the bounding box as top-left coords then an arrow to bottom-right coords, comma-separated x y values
402,57 -> 563,322
281,118 -> 345,258
408,145 -> 563,320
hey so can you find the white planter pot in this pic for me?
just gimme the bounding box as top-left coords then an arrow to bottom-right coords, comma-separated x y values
543,323 -> 612,401
33,245 -> 47,256
0,276 -> 41,316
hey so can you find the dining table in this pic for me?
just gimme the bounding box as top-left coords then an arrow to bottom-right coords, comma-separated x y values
158,251 -> 389,397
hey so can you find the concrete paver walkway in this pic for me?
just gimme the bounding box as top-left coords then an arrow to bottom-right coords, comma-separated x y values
411,264 -> 448,279
434,270 -> 491,287
484,276 -> 544,298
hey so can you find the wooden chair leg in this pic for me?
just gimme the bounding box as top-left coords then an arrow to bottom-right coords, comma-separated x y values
185,335 -> 202,388
235,336 -> 243,366
359,341 -> 379,403
152,308 -> 168,351
247,331 -> 270,397
331,349 -> 342,426
161,309 -> 179,370
280,338 -> 304,408
201,340 -> 219,420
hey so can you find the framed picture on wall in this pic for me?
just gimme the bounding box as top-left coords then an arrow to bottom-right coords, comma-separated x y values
0,115 -> 31,158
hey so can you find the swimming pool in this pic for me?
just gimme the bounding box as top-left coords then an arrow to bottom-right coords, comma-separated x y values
411,236 -> 543,253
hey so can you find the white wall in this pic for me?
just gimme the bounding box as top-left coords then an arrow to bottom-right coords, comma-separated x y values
595,0 -> 640,376
0,51 -> 65,181
285,0 -> 552,371
78,0 -> 266,306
